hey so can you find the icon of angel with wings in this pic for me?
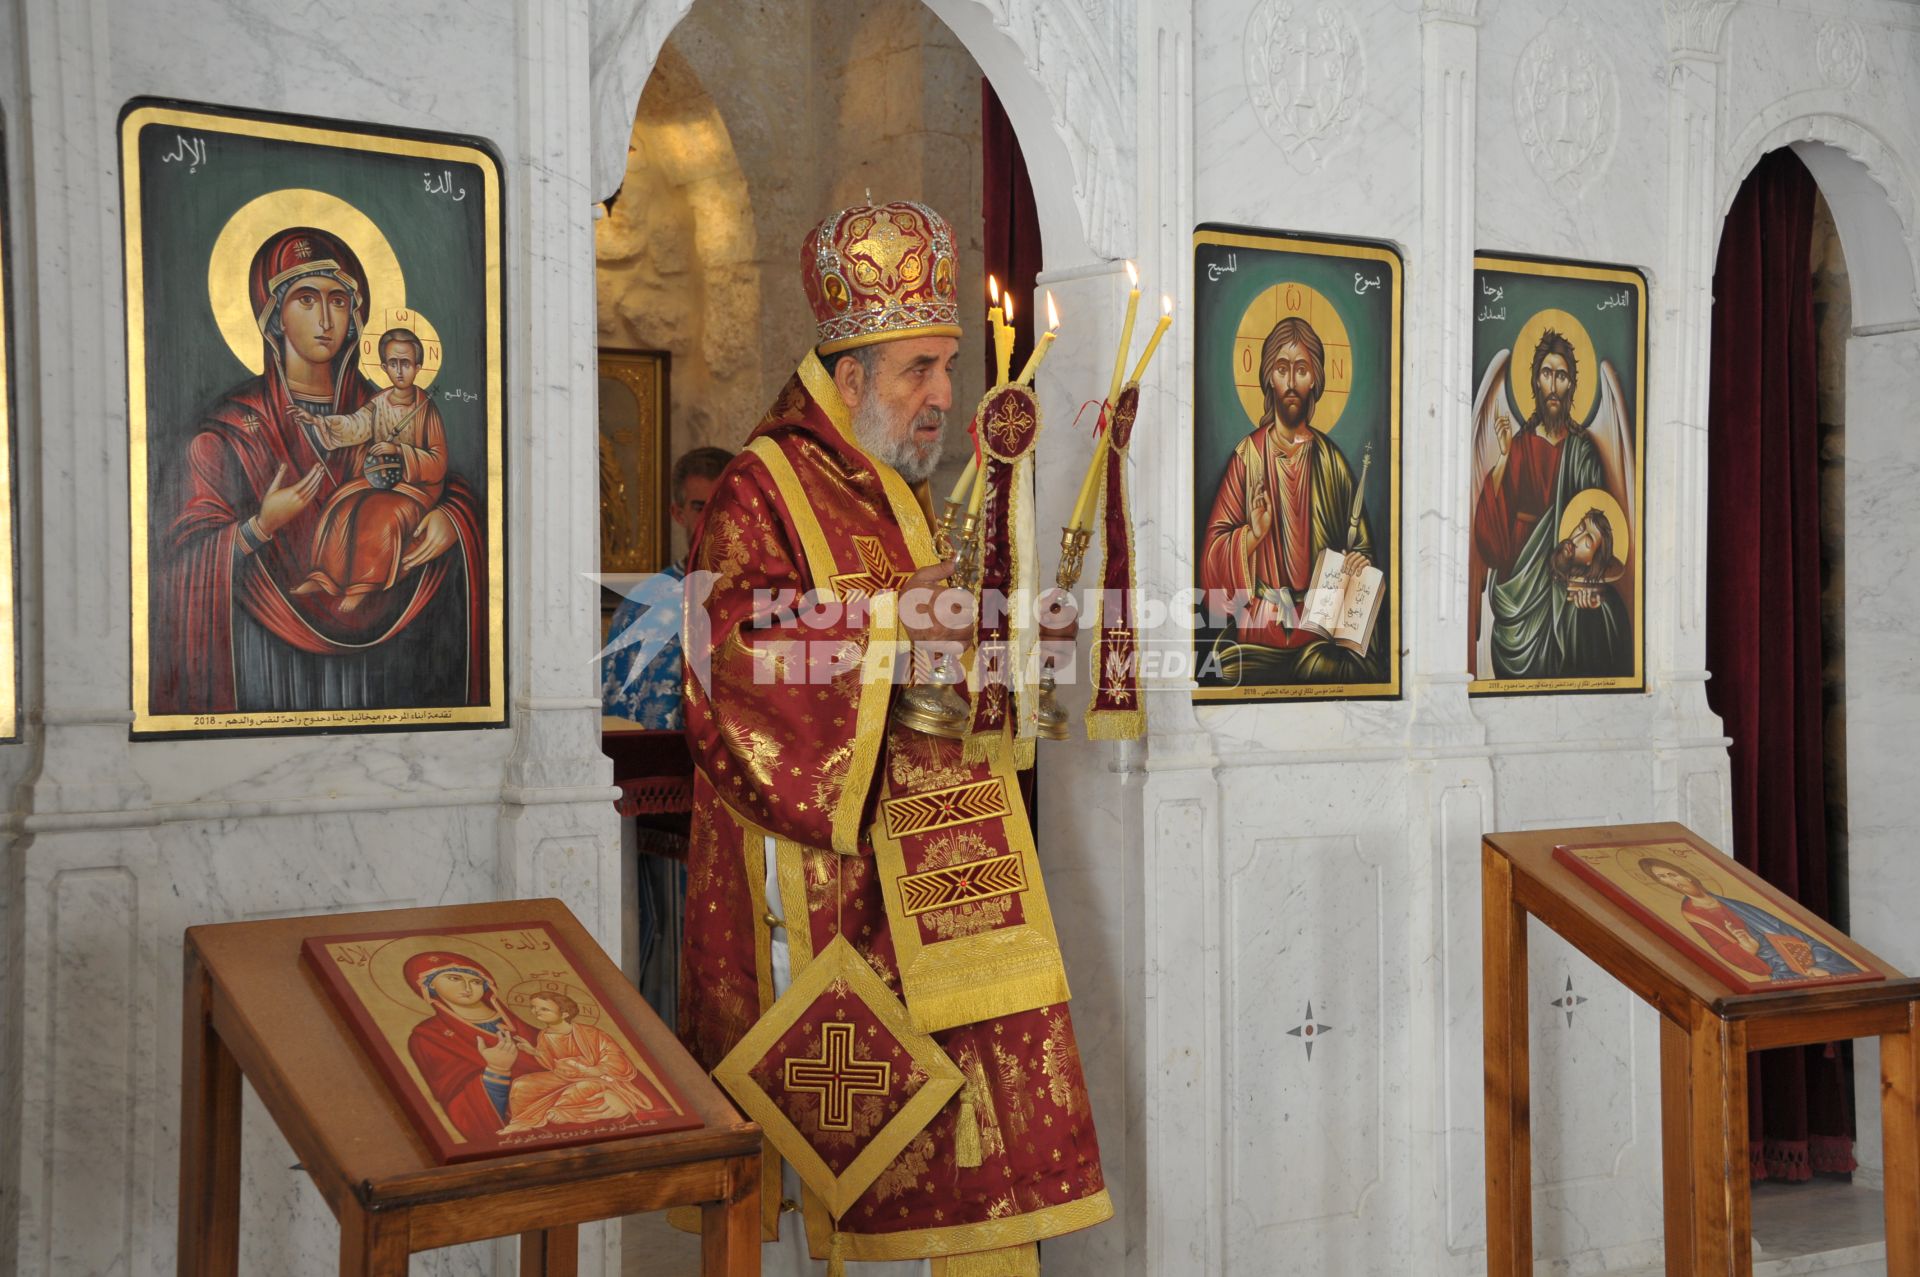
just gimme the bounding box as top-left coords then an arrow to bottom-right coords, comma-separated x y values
1469,308 -> 1636,683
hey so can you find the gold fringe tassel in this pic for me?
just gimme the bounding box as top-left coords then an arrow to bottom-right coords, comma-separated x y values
955,1092 -> 983,1167
827,1230 -> 849,1277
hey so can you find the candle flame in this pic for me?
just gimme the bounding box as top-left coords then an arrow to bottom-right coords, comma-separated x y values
989,275 -> 1001,303
1162,294 -> 1173,315
1002,293 -> 1014,324
1125,259 -> 1139,287
1046,290 -> 1060,330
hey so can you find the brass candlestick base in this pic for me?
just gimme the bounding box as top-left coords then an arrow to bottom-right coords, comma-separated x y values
1035,660 -> 1069,740
1035,524 -> 1094,742
895,509 -> 981,740
894,648 -> 971,739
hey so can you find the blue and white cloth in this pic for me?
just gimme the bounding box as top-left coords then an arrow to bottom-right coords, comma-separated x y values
602,563 -> 689,729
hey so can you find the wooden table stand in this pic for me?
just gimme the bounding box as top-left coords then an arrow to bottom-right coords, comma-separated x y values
177,899 -> 762,1276
1482,822 -> 1920,1277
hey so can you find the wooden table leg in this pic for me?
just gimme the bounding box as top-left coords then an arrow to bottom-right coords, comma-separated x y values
1687,1016 -> 1751,1277
521,1223 -> 580,1277
1881,1004 -> 1920,1275
701,1154 -> 762,1277
1659,1015 -> 1695,1277
1482,847 -> 1531,1277
178,942 -> 243,1277
339,1200 -> 410,1277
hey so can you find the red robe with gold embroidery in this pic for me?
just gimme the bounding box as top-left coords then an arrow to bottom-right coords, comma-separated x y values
678,354 -> 1109,1262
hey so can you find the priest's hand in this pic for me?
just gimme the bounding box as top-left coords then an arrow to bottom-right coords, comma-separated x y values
900,559 -> 975,647
257,463 -> 326,537
399,507 -> 459,573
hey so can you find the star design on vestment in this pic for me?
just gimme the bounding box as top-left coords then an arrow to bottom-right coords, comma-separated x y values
1550,976 -> 1588,1028
830,536 -> 912,603
1286,1001 -> 1333,1059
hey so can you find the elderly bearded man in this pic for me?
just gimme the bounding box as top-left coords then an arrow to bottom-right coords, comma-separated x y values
677,200 -> 1110,1276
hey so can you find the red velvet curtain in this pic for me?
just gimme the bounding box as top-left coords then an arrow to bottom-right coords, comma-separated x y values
982,79 -> 1040,387
1706,147 -> 1854,1181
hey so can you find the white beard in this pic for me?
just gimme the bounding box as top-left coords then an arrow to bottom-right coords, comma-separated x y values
852,393 -> 943,483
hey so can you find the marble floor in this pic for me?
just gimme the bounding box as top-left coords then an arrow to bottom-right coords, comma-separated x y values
1606,1179 -> 1888,1277
621,1208 -> 700,1277
618,1179 -> 1891,1276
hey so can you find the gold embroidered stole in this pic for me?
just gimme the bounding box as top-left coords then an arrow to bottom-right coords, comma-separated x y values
747,358 -> 1072,1034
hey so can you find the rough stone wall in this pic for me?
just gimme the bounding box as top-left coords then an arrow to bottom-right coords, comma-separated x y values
595,0 -> 989,545
816,0 -> 987,483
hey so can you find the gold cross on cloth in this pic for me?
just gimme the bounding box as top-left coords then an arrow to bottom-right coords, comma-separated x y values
784,1021 -> 892,1131
830,536 -> 914,602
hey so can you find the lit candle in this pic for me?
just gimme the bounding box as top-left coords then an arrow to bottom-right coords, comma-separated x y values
1127,294 -> 1175,385
1015,291 -> 1060,386
1106,260 -> 1140,409
995,292 -> 1015,387
1068,433 -> 1104,532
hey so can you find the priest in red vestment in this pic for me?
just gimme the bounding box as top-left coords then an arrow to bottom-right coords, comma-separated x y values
152,226 -> 488,715
678,200 -> 1110,1275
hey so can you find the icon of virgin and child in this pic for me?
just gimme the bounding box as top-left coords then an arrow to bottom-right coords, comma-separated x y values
401,950 -> 669,1142
151,224 -> 489,717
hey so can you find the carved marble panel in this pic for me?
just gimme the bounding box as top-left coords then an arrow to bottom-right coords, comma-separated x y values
1226,834 -> 1383,1235
1243,0 -> 1366,167
1513,3 -> 1619,197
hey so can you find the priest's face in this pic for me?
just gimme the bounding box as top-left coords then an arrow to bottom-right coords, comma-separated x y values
1266,340 -> 1317,430
280,275 -> 355,367
844,335 -> 958,483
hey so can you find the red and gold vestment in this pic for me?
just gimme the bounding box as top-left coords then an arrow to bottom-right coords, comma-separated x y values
678,353 -> 1110,1266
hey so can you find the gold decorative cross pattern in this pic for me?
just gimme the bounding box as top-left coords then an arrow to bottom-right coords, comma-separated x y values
784,1021 -> 892,1132
830,536 -> 914,602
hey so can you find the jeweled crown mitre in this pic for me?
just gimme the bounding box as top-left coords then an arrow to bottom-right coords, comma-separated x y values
801,199 -> 961,354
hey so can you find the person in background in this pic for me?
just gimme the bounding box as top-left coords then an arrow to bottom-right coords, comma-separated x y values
602,445 -> 732,728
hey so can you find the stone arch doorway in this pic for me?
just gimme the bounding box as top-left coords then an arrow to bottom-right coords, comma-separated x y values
588,0 -> 1116,275
1710,129 -> 1920,1192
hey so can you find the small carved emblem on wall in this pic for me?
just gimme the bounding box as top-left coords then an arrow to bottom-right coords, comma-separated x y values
1816,20 -> 1865,90
1244,1 -> 1365,167
1514,5 -> 1619,197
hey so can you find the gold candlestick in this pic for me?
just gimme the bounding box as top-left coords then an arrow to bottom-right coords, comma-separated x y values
1035,524 -> 1094,741
933,499 -> 963,559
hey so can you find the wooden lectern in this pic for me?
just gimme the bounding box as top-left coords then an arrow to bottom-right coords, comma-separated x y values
1483,822 -> 1920,1277
177,898 -> 761,1276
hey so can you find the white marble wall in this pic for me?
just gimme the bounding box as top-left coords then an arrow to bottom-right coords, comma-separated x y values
1,0 -> 620,1274
4,0 -> 1918,1274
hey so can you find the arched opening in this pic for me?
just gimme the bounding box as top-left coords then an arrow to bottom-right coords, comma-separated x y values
589,5 -> 1091,1272
1706,134 -> 1920,1245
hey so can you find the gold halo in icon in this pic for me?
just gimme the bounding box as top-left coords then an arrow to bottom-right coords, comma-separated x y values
207,187 -> 409,378
1509,307 -> 1598,426
1232,281 -> 1353,435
